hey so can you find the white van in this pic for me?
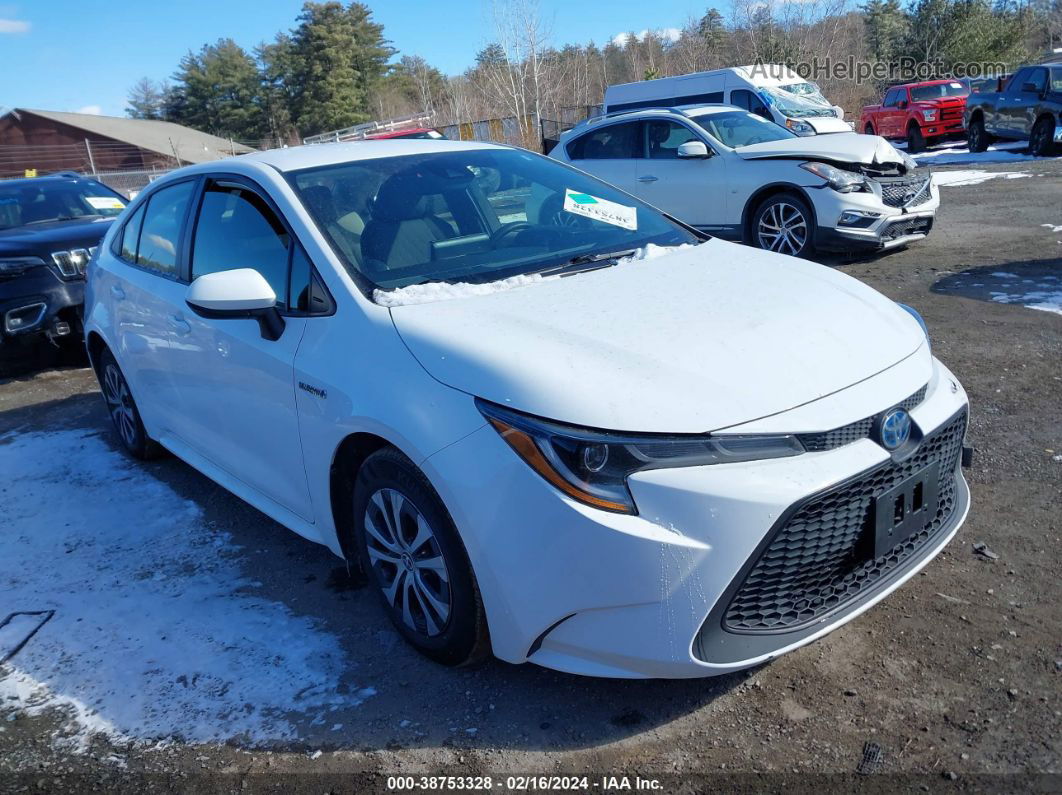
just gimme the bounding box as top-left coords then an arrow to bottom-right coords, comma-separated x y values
604,65 -> 852,135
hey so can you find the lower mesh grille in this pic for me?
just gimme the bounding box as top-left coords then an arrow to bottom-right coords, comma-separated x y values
723,409 -> 967,633
882,216 -> 933,241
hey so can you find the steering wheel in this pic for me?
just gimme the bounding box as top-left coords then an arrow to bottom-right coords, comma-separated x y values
490,221 -> 534,245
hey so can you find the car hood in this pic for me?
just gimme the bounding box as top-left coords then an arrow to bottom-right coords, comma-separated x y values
805,117 -> 853,134
735,133 -> 903,166
0,217 -> 115,255
388,239 -> 926,433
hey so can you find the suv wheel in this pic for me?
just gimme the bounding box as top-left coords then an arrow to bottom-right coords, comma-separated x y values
752,194 -> 814,258
1030,117 -> 1056,157
906,123 -> 925,153
97,348 -> 163,459
968,117 -> 989,152
353,447 -> 489,667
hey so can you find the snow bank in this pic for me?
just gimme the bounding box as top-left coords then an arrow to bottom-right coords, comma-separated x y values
932,170 -> 1031,187
374,243 -> 697,307
908,140 -> 1053,166
0,430 -> 372,751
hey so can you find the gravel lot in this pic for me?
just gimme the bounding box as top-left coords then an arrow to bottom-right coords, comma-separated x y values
0,158 -> 1059,792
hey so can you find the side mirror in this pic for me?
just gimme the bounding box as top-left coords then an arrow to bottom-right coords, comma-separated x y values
897,100 -> 908,109
677,140 -> 711,159
186,268 -> 285,341
1021,82 -> 1038,94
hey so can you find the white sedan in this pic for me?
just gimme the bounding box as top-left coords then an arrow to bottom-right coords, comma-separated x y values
84,139 -> 970,678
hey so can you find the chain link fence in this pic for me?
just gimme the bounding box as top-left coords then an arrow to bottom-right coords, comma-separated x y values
88,168 -> 173,198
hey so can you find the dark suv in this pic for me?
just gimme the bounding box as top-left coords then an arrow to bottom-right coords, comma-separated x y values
0,174 -> 128,352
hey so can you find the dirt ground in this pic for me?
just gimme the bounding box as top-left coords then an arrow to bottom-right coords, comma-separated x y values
0,159 -> 1059,793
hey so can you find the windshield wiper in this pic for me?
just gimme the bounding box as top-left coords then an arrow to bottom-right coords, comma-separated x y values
535,248 -> 639,278
23,214 -> 104,225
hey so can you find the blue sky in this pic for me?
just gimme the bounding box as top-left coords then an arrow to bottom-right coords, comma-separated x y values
0,0 -> 707,118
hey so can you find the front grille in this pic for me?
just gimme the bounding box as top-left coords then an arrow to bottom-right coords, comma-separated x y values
940,108 -> 963,121
723,409 -> 967,633
882,216 -> 933,241
878,174 -> 932,208
798,385 -> 927,452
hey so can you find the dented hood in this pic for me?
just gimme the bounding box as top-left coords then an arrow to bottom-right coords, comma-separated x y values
736,133 -> 905,166
388,239 -> 927,433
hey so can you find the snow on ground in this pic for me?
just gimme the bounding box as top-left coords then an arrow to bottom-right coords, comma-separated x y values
904,140 -> 1056,166
932,170 -> 1031,187
0,430 -> 373,751
986,272 -> 1062,315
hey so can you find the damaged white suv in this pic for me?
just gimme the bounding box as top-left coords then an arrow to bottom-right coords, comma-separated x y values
85,139 -> 970,678
551,105 -> 938,257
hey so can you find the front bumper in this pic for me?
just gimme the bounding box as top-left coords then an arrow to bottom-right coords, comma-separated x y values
809,176 -> 940,252
424,356 -> 969,678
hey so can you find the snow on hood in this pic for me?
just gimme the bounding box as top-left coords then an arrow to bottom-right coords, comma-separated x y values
388,238 -> 927,433
736,133 -> 905,166
374,243 -> 694,307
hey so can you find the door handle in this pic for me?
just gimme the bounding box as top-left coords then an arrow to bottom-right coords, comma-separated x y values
110,285 -> 125,301
168,314 -> 191,336
637,175 -> 659,183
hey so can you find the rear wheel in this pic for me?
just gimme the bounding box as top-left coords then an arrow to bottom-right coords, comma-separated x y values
1030,117 -> 1056,157
968,117 -> 989,152
752,193 -> 814,258
353,447 -> 489,667
96,348 -> 163,460
906,123 -> 925,153
864,123 -> 875,135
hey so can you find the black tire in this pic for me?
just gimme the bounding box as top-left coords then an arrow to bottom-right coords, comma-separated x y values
906,123 -> 925,153
751,193 -> 815,258
968,117 -> 989,152
352,447 -> 489,667
1030,117 -> 1056,157
96,348 -> 163,460
864,123 -> 875,136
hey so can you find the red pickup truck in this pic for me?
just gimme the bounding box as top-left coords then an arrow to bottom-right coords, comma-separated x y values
860,80 -> 970,152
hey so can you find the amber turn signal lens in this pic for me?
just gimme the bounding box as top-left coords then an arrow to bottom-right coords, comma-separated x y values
487,418 -> 633,513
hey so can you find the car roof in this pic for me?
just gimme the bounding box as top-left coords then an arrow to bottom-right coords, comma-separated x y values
567,103 -> 743,133
239,138 -> 504,173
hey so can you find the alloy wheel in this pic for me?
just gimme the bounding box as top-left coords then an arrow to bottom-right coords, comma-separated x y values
1031,121 -> 1052,156
364,488 -> 452,638
102,363 -> 138,449
757,201 -> 809,256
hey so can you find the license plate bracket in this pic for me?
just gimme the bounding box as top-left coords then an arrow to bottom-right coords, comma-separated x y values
871,462 -> 940,558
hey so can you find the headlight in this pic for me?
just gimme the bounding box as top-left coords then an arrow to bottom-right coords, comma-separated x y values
898,151 -> 919,172
785,118 -> 815,136
898,303 -> 930,349
478,400 -> 805,514
800,161 -> 867,193
0,256 -> 46,276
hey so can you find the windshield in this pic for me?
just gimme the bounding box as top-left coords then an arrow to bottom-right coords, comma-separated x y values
692,110 -> 796,149
761,86 -> 837,118
289,148 -> 698,292
909,82 -> 969,101
778,81 -> 829,105
0,179 -> 127,230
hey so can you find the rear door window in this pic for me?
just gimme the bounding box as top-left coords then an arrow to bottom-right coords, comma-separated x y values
567,122 -> 643,159
134,180 -> 195,277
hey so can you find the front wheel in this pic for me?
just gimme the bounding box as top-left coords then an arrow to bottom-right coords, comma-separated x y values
751,194 -> 814,258
353,447 -> 489,667
906,123 -> 926,153
864,123 -> 875,135
1030,117 -> 1056,157
968,117 -> 989,152
96,348 -> 163,459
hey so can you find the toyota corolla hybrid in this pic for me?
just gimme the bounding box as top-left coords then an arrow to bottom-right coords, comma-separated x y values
84,140 -> 971,678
